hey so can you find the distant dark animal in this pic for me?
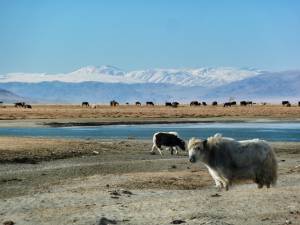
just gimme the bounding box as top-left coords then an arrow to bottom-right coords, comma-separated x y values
126,102 -> 129,105
172,102 -> 179,107
212,101 -> 218,106
146,101 -> 154,106
188,133 -> 277,190
241,101 -> 253,106
151,132 -> 186,156
240,101 -> 247,106
82,102 -> 89,107
282,101 -> 290,106
223,102 -> 232,107
165,102 -> 172,107
298,101 -> 300,107
202,102 -> 207,106
14,102 -> 25,108
0,101 -> 3,104
24,104 -> 32,109
190,101 -> 200,106
135,101 -> 141,106
262,102 -> 267,106
110,100 -> 119,106
230,101 -> 236,106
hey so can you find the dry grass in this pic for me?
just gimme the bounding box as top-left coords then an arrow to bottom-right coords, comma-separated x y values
0,104 -> 300,120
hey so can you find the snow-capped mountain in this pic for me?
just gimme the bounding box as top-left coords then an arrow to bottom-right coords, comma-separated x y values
126,67 -> 261,87
0,66 -> 262,87
0,66 -> 299,103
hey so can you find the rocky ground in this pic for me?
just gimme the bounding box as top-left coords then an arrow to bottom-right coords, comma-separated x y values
0,138 -> 299,225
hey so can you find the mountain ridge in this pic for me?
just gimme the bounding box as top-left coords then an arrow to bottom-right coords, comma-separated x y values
0,88 -> 27,103
0,67 -> 299,103
0,66 -> 262,87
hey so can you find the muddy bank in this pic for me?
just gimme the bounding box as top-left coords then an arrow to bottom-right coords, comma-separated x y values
43,119 -> 248,127
2,117 -> 296,128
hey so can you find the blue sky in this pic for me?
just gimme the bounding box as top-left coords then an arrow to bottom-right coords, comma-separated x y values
0,0 -> 299,73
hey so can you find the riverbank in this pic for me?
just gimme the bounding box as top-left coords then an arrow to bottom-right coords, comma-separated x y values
0,138 -> 300,224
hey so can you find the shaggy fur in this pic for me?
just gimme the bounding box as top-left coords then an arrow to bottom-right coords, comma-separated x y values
188,133 -> 277,190
151,132 -> 185,156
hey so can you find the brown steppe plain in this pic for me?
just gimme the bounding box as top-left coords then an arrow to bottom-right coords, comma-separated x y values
0,104 -> 300,225
0,104 -> 300,121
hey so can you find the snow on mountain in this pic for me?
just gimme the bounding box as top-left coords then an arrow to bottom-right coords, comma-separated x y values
0,66 -> 261,87
126,67 -> 261,87
0,66 -> 133,84
0,70 -> 299,103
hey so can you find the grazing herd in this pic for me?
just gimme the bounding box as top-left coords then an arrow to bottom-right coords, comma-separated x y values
223,101 -> 236,107
7,100 -> 300,109
14,102 -> 32,108
165,102 -> 179,107
151,132 -> 278,191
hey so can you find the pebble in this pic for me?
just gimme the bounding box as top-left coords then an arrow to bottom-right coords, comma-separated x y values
171,219 -> 186,224
211,193 -> 221,197
3,221 -> 15,225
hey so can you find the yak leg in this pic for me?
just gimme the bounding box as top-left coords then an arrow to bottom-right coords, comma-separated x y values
151,144 -> 160,155
213,178 -> 223,190
257,183 -> 263,189
156,147 -> 163,156
222,179 -> 230,191
151,144 -> 163,156
168,147 -> 174,155
151,144 -> 156,153
207,167 -> 223,190
173,147 -> 178,155
218,174 -> 229,191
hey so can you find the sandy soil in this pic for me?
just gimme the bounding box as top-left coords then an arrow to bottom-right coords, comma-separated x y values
0,138 -> 300,225
0,104 -> 300,122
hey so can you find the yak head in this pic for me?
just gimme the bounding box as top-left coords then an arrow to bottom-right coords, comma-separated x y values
188,138 -> 207,163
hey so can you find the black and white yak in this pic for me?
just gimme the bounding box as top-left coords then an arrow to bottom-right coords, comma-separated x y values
151,132 -> 186,156
188,133 -> 277,190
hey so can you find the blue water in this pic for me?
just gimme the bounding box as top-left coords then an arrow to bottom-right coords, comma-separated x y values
0,122 -> 299,141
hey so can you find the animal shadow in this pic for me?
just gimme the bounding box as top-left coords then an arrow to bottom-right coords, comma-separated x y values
97,217 -> 117,225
